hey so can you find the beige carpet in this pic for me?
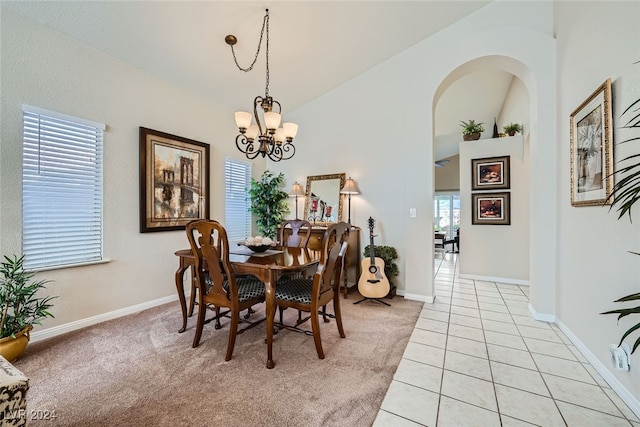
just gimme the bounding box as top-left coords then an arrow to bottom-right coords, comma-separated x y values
15,292 -> 422,427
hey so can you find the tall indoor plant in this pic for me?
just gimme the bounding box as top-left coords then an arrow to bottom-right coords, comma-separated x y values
248,170 -> 290,239
600,76 -> 640,353
0,254 -> 56,362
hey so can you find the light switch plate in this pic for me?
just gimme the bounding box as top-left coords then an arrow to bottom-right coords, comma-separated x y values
409,208 -> 416,218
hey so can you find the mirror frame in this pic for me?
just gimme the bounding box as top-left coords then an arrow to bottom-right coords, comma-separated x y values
303,173 -> 346,226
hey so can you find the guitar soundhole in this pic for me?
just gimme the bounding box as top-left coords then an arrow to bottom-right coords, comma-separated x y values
369,265 -> 377,274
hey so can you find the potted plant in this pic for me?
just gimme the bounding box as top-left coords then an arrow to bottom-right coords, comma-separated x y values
248,170 -> 290,239
0,254 -> 56,362
600,77 -> 640,353
460,119 -> 485,141
503,122 -> 523,136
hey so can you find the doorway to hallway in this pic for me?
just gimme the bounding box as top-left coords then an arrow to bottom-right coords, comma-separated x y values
434,192 -> 460,240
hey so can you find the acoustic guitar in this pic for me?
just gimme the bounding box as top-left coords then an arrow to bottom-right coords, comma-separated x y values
358,217 -> 391,299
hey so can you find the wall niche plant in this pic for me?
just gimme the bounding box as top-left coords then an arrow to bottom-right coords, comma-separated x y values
460,119 -> 485,141
503,122 -> 523,136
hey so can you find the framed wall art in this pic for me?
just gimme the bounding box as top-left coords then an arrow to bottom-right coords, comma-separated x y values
570,78 -> 613,207
139,127 -> 210,233
472,192 -> 511,225
471,156 -> 510,191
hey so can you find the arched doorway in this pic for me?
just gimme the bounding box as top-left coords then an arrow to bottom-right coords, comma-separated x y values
432,55 -> 538,309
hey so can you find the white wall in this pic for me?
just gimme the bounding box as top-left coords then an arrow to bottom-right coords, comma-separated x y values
0,9 -> 265,331
434,155 -> 460,192
459,136 -> 529,283
555,0 -> 640,405
498,76 -> 530,135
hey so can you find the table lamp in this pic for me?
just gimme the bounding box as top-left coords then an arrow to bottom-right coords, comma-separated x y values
340,177 -> 360,224
289,181 -> 305,219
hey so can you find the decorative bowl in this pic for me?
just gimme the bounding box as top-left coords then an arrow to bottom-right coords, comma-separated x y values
238,243 -> 273,253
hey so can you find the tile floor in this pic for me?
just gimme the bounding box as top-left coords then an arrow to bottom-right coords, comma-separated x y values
373,253 -> 640,426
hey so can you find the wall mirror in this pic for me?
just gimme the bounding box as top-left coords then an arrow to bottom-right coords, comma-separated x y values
303,173 -> 346,226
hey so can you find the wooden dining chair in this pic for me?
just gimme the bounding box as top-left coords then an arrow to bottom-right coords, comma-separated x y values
278,219 -> 312,248
274,226 -> 349,359
186,219 -> 266,361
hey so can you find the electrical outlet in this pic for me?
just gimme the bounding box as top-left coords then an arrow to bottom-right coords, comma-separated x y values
409,208 -> 416,218
609,343 -> 631,371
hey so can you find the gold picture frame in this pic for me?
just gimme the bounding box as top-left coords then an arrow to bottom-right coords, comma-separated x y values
570,78 -> 614,207
303,173 -> 346,226
139,127 -> 210,232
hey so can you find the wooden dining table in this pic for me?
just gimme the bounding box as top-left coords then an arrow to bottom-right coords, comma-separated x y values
174,245 -> 319,369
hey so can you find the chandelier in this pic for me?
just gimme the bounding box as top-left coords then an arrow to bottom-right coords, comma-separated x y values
225,9 -> 298,162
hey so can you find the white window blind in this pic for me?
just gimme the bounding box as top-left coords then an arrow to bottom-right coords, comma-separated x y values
224,158 -> 252,242
22,106 -> 105,270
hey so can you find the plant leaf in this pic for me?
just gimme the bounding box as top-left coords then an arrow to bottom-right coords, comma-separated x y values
600,307 -> 640,321
618,322 -> 640,346
614,293 -> 640,302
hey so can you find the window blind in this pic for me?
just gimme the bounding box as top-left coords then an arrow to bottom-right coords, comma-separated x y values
224,158 -> 252,242
22,106 -> 105,270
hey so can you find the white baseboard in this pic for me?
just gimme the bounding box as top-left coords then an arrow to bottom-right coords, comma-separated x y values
458,273 -> 529,286
528,303 -> 556,323
402,291 -> 434,303
30,294 -> 179,343
555,318 -> 640,419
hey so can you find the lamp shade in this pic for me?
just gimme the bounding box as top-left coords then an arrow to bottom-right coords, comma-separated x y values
283,122 -> 299,139
289,181 -> 305,197
274,127 -> 285,144
246,124 -> 259,140
340,177 -> 360,195
264,111 -> 282,131
234,111 -> 252,129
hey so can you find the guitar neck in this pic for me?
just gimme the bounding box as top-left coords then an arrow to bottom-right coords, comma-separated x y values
369,234 -> 375,263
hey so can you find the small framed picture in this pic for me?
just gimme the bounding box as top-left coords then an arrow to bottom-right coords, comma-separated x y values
139,127 -> 210,233
472,192 -> 511,225
570,78 -> 614,207
471,156 -> 510,191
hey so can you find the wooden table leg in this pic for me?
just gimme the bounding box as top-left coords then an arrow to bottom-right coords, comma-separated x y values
264,273 -> 276,369
175,263 -> 189,333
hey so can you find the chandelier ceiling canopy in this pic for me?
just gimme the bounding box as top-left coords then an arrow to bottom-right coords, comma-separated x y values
225,9 -> 298,162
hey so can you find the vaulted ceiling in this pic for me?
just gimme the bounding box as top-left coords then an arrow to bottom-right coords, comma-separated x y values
3,1 -> 515,158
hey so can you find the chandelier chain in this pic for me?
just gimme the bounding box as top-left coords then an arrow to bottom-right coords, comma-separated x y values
228,9 -> 270,98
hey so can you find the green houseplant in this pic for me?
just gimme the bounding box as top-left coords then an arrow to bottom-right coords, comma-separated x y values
460,119 -> 485,141
248,170 -> 290,239
0,254 -> 56,362
363,245 -> 399,283
600,79 -> 640,353
503,122 -> 523,136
